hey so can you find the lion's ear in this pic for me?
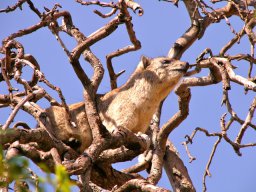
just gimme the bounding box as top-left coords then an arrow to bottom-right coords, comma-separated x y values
137,55 -> 151,70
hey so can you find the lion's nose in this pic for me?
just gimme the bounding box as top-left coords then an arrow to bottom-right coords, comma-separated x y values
180,62 -> 189,71
185,62 -> 189,70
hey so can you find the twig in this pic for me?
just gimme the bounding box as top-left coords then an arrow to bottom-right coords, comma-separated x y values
220,27 -> 246,56
13,121 -> 31,129
48,21 -> 72,58
106,1 -> 141,89
194,0 -> 217,21
14,60 -> 33,94
248,44 -> 255,78
94,8 -> 117,18
2,40 -> 25,97
75,0 -> 117,8
223,58 -> 256,91
223,15 -> 238,36
222,88 -> 256,128
182,137 -> 196,163
202,136 -> 222,192
235,97 -> 256,144
228,54 -> 256,63
71,15 -> 121,60
16,58 -> 72,125
0,0 -> 26,13
26,0 -> 42,17
59,11 -> 104,93
2,93 -> 34,130
122,150 -> 152,173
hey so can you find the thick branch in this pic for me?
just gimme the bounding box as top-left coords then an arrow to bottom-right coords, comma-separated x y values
164,140 -> 195,192
114,178 -> 170,192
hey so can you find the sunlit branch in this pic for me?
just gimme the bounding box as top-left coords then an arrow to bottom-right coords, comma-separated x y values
202,136 -> 222,192
106,0 -> 141,89
0,0 -> 27,13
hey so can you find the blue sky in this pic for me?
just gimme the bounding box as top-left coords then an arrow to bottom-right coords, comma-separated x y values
1,0 -> 256,191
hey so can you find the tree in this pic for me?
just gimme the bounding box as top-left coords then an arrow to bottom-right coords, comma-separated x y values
0,0 -> 256,191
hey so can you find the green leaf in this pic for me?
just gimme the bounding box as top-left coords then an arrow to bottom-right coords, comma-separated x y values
55,165 -> 73,192
0,145 -> 4,176
6,156 -> 30,180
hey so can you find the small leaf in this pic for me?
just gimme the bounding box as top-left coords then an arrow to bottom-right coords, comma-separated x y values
55,165 -> 73,192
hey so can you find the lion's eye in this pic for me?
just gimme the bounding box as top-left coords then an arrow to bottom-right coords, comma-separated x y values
162,59 -> 170,64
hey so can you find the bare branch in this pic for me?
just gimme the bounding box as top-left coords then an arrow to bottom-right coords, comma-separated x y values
235,97 -> 256,144
220,28 -> 246,56
2,93 -> 34,130
123,150 -> 152,173
164,140 -> 196,192
106,0 -> 141,89
0,0 -> 26,13
124,0 -> 144,16
182,137 -> 196,163
75,0 -> 117,8
94,8 -> 117,18
202,136 -> 222,192
114,178 -> 170,192
71,15 -> 121,60
1,0 -> 256,191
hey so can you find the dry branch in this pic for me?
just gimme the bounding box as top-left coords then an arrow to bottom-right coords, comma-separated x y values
106,0 -> 141,89
0,0 -> 27,13
1,0 -> 256,191
164,140 -> 195,192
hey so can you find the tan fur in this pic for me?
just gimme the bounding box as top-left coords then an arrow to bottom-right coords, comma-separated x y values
45,56 -> 189,153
